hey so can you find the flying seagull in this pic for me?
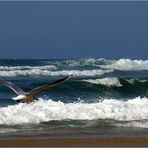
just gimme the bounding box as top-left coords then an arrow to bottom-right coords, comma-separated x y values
0,75 -> 70,103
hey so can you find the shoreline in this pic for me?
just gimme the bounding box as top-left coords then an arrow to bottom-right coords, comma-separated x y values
1,136 -> 148,147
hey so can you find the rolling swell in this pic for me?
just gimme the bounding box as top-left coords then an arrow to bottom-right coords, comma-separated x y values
1,77 -> 148,101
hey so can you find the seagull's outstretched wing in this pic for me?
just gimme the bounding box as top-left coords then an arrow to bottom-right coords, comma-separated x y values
0,80 -> 25,95
29,75 -> 70,96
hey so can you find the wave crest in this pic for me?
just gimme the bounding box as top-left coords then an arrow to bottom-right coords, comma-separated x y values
0,69 -> 112,77
82,77 -> 122,87
101,59 -> 148,71
1,97 -> 148,125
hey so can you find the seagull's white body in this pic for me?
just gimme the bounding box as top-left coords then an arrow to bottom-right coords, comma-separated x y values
12,95 -> 27,101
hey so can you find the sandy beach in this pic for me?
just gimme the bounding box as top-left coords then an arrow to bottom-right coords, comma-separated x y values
0,136 -> 148,147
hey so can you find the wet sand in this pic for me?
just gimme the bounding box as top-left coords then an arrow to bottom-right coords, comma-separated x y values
0,136 -> 148,147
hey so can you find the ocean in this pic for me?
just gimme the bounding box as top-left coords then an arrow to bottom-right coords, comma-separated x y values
1,58 -> 148,139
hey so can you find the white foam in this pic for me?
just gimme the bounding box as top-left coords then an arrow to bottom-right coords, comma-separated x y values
1,96 -> 148,126
100,59 -> 148,71
64,58 -> 115,67
0,65 -> 57,77
82,77 -> 122,87
0,69 -> 112,77
62,58 -> 148,71
116,121 -> 148,128
125,78 -> 147,84
64,60 -> 81,67
0,65 -> 57,70
45,58 -> 115,67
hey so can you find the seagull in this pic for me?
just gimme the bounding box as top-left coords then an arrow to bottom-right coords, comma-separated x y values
0,75 -> 70,103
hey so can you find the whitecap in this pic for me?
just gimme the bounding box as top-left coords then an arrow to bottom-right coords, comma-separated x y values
100,59 -> 148,71
82,77 -> 122,87
1,96 -> 148,125
0,69 -> 113,77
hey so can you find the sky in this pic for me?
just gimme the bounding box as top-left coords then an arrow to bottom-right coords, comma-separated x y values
0,1 -> 148,59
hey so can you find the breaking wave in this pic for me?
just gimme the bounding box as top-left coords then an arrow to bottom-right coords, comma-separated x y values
100,59 -> 148,71
0,69 -> 112,77
81,77 -> 148,87
0,65 -> 57,70
82,77 -> 122,87
45,58 -> 115,67
1,97 -> 148,127
44,58 -> 148,72
1,58 -> 148,77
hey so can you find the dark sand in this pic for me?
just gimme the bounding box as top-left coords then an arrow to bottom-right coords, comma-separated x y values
0,136 -> 148,147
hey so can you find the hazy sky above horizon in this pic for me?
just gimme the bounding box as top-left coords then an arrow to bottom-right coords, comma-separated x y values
0,1 -> 148,59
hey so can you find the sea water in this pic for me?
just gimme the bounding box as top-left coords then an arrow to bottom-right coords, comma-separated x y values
1,58 -> 148,138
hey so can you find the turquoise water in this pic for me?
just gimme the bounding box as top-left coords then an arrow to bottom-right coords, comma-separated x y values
1,58 -> 148,138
